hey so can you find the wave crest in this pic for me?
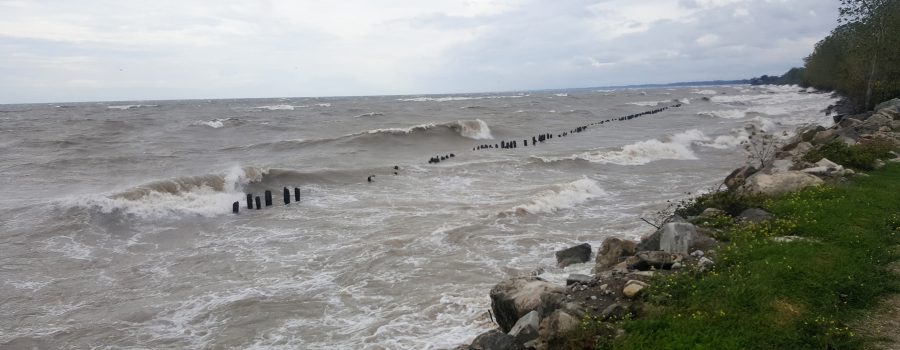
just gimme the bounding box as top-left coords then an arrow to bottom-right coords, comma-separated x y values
509,178 -> 606,215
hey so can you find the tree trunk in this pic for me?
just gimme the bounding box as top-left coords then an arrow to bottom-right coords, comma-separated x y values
864,16 -> 884,110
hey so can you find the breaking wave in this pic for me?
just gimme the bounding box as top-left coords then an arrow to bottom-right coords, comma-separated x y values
107,104 -> 159,110
397,95 -> 525,102
544,130 -> 711,165
508,178 -> 606,215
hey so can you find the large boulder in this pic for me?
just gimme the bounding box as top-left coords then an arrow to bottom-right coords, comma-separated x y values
538,309 -> 580,341
856,113 -> 894,133
593,237 -> 638,272
625,251 -> 682,271
741,171 -> 824,196
812,129 -> 838,145
555,243 -> 591,268
489,277 -> 566,332
874,98 -> 900,119
801,158 -> 854,177
466,330 -> 524,350
508,310 -> 540,345
637,215 -> 687,251
724,165 -> 758,190
659,222 -> 698,254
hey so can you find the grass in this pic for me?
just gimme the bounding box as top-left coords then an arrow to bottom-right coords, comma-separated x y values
581,163 -> 900,349
802,139 -> 896,170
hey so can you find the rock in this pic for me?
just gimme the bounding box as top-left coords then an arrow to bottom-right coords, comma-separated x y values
874,159 -> 886,169
490,277 -> 566,332
838,117 -> 863,129
659,222 -> 698,254
874,98 -> 900,119
601,302 -> 632,321
593,237 -> 638,272
467,330 -> 524,350
637,215 -> 687,251
565,274 -> 592,286
690,250 -> 704,257
555,243 -> 591,268
723,165 -> 758,190
802,157 -> 853,177
697,208 -> 726,220
690,228 -> 719,251
857,113 -> 894,133
742,171 -> 824,196
698,257 -> 714,270
671,262 -> 683,269
801,126 -> 826,142
769,159 -> 795,174
623,280 -> 648,298
508,310 -> 540,345
539,310 -> 580,341
738,208 -> 773,223
625,251 -> 681,271
812,129 -> 838,145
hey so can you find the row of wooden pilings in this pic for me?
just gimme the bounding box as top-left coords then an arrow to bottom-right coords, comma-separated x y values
232,187 -> 300,214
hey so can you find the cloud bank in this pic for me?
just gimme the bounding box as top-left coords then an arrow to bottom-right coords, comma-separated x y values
0,0 -> 839,103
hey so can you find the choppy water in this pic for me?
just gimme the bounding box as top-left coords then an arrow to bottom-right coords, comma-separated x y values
0,85 -> 836,349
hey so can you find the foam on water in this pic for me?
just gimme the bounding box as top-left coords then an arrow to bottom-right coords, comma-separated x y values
107,104 -> 159,110
563,129 -> 711,165
509,178 -> 606,215
396,95 -> 525,102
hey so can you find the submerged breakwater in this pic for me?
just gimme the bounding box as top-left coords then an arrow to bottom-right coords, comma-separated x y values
0,85 -> 837,348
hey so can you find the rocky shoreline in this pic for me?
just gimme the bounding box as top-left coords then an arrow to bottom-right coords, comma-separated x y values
457,97 -> 900,350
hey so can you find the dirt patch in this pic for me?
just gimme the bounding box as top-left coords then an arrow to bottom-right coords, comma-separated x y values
853,259 -> 900,349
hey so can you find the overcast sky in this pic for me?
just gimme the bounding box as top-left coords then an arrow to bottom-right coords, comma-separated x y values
0,0 -> 840,103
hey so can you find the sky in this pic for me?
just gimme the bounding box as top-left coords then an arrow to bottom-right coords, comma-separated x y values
0,0 -> 841,104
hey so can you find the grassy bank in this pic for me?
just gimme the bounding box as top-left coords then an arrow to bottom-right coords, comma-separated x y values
584,164 -> 900,349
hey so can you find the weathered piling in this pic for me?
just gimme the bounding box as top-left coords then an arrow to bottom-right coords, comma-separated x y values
246,193 -> 253,209
283,187 -> 290,204
294,187 -> 300,202
255,196 -> 262,210
265,190 -> 273,206
232,201 -> 239,214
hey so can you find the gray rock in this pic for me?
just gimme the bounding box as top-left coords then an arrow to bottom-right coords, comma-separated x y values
593,237 -> 638,272
738,208 -> 773,223
838,117 -> 863,129
489,277 -> 566,332
659,222 -> 698,254
800,126 -> 826,142
742,171 -> 824,196
698,257 -> 714,270
874,98 -> 900,119
671,262 -> 683,269
508,310 -> 540,345
723,165 -> 758,190
856,113 -> 894,133
697,208 -> 726,220
625,251 -> 681,271
565,274 -> 592,286
467,330 -> 524,350
555,243 -> 591,268
539,310 -> 580,341
601,302 -> 632,321
623,280 -> 648,298
812,129 -> 838,145
637,215 -> 688,251
690,250 -> 704,257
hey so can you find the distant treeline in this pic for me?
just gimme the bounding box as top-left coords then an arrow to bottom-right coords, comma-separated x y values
748,1 -> 899,112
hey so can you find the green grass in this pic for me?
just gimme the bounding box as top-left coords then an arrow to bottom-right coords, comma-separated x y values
801,139 -> 896,170
588,164 -> 900,350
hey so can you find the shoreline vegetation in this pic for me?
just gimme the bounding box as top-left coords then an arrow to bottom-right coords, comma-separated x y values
458,2 -> 900,347
458,97 -> 900,350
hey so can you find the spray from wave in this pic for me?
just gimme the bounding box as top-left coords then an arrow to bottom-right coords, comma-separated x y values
508,178 -> 606,215
549,130 -> 710,165
67,166 -> 265,218
355,119 -> 493,140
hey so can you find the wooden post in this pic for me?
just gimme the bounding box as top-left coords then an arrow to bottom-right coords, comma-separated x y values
246,193 -> 253,209
294,187 -> 300,202
283,187 -> 290,205
265,190 -> 273,206
255,196 -> 262,210
232,201 -> 239,214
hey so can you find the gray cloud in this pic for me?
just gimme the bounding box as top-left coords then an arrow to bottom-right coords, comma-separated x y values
0,0 -> 839,103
